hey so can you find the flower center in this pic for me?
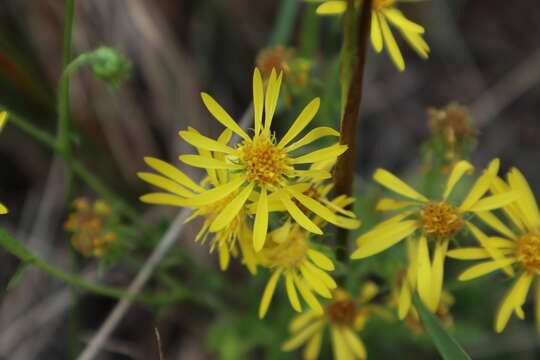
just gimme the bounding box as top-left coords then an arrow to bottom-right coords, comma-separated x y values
516,233 -> 540,274
239,136 -> 288,187
420,201 -> 463,237
326,299 -> 356,325
260,230 -> 308,268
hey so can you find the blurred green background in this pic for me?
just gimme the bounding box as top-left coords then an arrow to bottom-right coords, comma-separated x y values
1,1 -> 539,359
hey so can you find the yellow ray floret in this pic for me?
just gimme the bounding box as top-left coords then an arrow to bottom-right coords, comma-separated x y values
315,0 -> 429,71
0,111 -> 8,214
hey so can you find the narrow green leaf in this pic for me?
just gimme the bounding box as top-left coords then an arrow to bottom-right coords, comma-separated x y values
7,262 -> 32,290
0,228 -> 35,262
413,294 -> 471,360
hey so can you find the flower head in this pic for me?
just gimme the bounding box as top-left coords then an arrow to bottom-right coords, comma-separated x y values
316,0 -> 429,71
282,284 -> 380,360
0,112 -> 8,215
64,198 -> 118,257
177,68 -> 348,251
448,168 -> 540,332
351,159 -> 518,312
257,222 -> 337,318
137,130 -> 255,272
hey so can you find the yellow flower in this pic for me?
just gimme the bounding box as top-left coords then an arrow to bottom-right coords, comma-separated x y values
64,198 -> 117,257
257,222 -> 337,318
0,111 -> 8,215
390,264 -> 454,332
351,159 -> 519,312
315,0 -> 429,71
138,128 -> 255,272
178,68 -> 347,251
447,168 -> 540,332
282,284 -> 379,360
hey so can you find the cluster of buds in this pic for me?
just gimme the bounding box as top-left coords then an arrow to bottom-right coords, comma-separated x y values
424,102 -> 477,174
64,198 -> 118,258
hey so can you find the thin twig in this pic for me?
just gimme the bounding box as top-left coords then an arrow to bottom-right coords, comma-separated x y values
470,47 -> 540,127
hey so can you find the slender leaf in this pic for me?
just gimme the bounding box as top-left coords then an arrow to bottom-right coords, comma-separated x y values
7,262 -> 32,290
413,294 -> 472,360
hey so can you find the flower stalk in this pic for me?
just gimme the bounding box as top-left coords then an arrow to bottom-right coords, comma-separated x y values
334,0 -> 373,261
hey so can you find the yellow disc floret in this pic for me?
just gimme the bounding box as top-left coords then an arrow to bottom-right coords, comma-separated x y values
258,228 -> 308,269
515,233 -> 540,274
420,201 -> 463,237
326,297 -> 356,325
369,0 -> 396,11
239,136 -> 288,187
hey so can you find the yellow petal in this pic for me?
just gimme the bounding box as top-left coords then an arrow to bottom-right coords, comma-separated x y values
468,191 -> 520,212
458,258 -> 516,281
137,172 -> 193,198
376,197 -> 415,211
0,111 -> 7,132
277,191 -> 322,235
300,263 -> 332,298
253,187 -> 269,252
507,168 -> 540,230
467,222 -> 514,277
140,193 -> 188,207
218,242 -> 230,271
429,239 -> 448,311
284,126 -> 340,152
289,311 -> 317,333
289,188 -> 346,228
0,203 -> 7,214
373,168 -> 427,201
331,325 -> 353,360
144,157 -> 204,192
341,327 -> 367,359
416,236 -> 434,311
305,262 -> 337,289
183,176 -> 245,206
253,68 -> 264,136
264,69 -> 283,132
459,163 -> 497,211
491,176 -> 525,231
351,220 -> 417,259
278,98 -> 320,148
378,13 -> 404,71
307,249 -> 335,271
285,272 -> 302,312
370,12 -> 383,53
289,169 -> 332,181
475,211 -> 517,240
316,1 -> 347,15
443,160 -> 474,200
259,268 -> 283,318
210,183 -> 254,231
382,8 -> 425,34
400,29 -> 430,59
290,144 -> 348,164
294,274 -> 324,314
495,272 -> 533,332
201,92 -> 250,141
178,130 -> 235,154
446,247 -> 491,260
179,154 -> 242,170
398,283 -> 412,320
282,319 -> 325,351
303,330 -> 323,360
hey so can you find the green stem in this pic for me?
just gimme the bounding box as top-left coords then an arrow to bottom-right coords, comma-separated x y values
0,228 -> 224,308
269,0 -> 299,46
2,107 -> 144,226
334,0 -> 373,263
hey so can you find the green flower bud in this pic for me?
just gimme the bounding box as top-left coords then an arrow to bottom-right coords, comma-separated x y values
89,46 -> 132,88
